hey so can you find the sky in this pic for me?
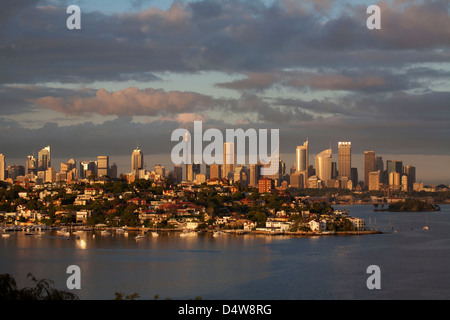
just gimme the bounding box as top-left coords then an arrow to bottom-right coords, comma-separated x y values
0,0 -> 449,184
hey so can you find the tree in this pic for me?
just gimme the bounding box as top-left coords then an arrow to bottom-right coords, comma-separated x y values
0,273 -> 79,300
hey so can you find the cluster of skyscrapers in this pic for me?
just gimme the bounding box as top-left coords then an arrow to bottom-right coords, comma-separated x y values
0,139 -> 419,192
0,146 -> 118,185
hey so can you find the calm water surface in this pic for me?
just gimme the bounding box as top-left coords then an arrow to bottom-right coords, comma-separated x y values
1,204 -> 450,300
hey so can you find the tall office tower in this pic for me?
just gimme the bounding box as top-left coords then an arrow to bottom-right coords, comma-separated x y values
97,156 -> 110,178
296,140 -> 309,188
38,146 -> 51,171
374,156 -> 384,172
193,163 -> 201,176
223,142 -> 235,180
0,154 -> 5,181
25,155 -> 37,175
205,164 -> 210,179
45,167 -> 57,183
210,164 -> 222,180
338,142 -> 351,180
351,168 -> 358,188
387,160 -> 402,176
364,151 -> 375,188
315,148 -> 332,184
186,164 -> 194,181
405,166 -> 416,191
173,165 -> 183,184
295,140 -> 309,172
110,163 -> 118,179
368,171 -> 380,191
80,161 -> 96,178
131,148 -> 144,174
249,163 -> 259,187
389,171 -> 401,189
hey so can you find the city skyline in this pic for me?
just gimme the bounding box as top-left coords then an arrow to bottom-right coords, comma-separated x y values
0,137 -> 446,187
0,0 -> 449,185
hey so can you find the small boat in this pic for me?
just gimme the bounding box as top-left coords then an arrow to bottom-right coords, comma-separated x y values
1,233 -> 10,238
135,234 -> 146,240
423,216 -> 429,230
101,230 -> 111,236
213,231 -> 223,237
180,230 -> 197,237
151,232 -> 159,237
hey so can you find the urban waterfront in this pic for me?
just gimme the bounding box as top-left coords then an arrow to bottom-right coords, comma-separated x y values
1,204 -> 449,300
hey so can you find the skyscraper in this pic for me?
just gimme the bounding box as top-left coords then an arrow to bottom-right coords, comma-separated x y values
387,160 -> 402,176
315,148 -> 332,184
296,140 -> 309,188
223,142 -> 235,179
131,148 -> 144,174
405,166 -> 416,191
374,156 -> 384,172
295,140 -> 309,173
38,146 -> 51,171
338,142 -> 351,180
210,164 -> 222,180
249,163 -> 259,187
26,155 -> 37,175
0,154 -> 5,181
97,156 -> 109,178
364,151 -> 375,188
368,170 -> 380,191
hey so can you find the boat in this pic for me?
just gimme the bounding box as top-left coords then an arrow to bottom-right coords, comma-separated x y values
101,230 -> 111,236
1,233 -> 10,238
180,230 -> 197,237
213,230 -> 223,237
151,232 -> 159,237
135,234 -> 146,240
423,216 -> 429,230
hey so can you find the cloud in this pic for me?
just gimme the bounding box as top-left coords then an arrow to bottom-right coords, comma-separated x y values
1,0 -> 449,85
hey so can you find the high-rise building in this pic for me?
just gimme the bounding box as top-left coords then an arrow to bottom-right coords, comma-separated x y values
315,148 -> 332,184
387,160 -> 402,176
26,155 -> 37,175
351,167 -> 358,188
364,151 -> 375,188
97,156 -> 109,178
374,156 -> 384,172
110,163 -> 118,179
405,166 -> 416,191
80,161 -> 96,178
389,171 -> 401,189
210,164 -> 222,180
369,171 -> 380,191
0,154 -> 5,181
295,140 -> 309,172
173,165 -> 182,184
38,146 -> 51,171
223,142 -> 235,180
249,163 -> 259,187
338,142 -> 351,180
296,140 -> 309,189
131,148 -> 144,174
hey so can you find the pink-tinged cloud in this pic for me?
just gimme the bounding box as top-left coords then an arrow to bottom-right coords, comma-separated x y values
33,87 -> 215,116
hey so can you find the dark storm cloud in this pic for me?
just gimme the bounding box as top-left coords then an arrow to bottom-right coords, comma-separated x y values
1,0 -> 449,85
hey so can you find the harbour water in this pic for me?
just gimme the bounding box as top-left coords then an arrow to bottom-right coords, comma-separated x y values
1,204 -> 450,300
